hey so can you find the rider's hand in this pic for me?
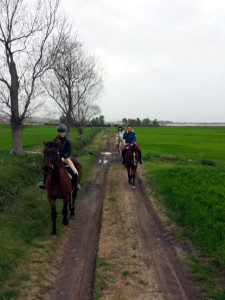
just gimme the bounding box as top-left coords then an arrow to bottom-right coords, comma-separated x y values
61,157 -> 65,162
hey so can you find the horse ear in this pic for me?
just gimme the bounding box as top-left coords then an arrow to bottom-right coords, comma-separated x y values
55,139 -> 61,146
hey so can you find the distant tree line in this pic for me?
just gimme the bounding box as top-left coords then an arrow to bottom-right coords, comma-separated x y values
122,118 -> 160,127
88,115 -> 105,126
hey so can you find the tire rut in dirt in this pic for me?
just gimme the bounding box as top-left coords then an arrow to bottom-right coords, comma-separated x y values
126,175 -> 201,300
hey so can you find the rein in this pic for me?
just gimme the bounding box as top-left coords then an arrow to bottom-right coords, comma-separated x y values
44,151 -> 61,171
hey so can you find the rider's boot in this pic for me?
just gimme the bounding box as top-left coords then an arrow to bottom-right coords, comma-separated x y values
38,173 -> 47,190
71,173 -> 77,189
72,173 -> 81,190
138,150 -> 143,164
139,153 -> 143,164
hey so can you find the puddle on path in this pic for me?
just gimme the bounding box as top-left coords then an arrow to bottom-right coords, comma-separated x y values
99,152 -> 112,164
101,152 -> 112,156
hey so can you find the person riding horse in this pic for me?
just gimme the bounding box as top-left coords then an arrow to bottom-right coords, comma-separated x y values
115,125 -> 125,148
121,125 -> 143,164
38,124 -> 80,190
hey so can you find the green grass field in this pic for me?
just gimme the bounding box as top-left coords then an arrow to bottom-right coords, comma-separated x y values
135,126 -> 225,163
1,125 -> 225,299
133,126 -> 225,299
0,125 -> 96,153
0,125 -> 104,299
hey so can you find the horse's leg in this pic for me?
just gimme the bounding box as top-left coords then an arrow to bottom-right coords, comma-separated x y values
132,173 -> 136,187
70,189 -> 77,216
127,167 -> 132,184
51,203 -> 57,236
69,194 -> 72,212
132,168 -> 137,188
62,199 -> 69,225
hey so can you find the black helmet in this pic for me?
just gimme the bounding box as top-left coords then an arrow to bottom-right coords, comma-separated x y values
57,124 -> 67,132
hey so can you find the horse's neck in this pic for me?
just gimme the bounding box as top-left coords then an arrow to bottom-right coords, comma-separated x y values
51,157 -> 64,176
49,164 -> 67,185
119,135 -> 124,145
128,149 -> 138,165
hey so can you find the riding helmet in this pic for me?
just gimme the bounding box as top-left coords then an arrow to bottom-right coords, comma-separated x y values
57,123 -> 67,132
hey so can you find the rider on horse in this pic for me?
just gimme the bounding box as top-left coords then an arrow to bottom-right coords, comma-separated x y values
38,124 -> 80,190
117,125 -> 125,137
121,125 -> 143,164
115,125 -> 125,148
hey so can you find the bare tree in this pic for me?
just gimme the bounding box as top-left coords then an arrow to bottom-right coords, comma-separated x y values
0,0 -> 62,155
73,102 -> 101,140
43,33 -> 104,140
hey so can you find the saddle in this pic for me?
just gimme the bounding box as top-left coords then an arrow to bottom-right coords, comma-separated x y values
64,164 -> 78,189
64,164 -> 73,178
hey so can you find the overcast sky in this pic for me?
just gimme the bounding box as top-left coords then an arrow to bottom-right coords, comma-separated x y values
60,0 -> 225,123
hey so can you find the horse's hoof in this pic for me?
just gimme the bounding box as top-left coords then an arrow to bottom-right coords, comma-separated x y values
132,186 -> 136,189
63,219 -> 69,225
70,209 -> 75,216
51,234 -> 57,239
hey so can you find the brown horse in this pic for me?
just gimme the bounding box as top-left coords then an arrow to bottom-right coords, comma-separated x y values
124,144 -> 139,188
42,141 -> 82,236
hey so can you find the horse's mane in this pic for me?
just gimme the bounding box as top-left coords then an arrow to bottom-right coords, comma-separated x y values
44,141 -> 59,149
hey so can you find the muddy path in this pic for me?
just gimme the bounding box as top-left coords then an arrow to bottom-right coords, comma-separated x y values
43,130 -> 200,300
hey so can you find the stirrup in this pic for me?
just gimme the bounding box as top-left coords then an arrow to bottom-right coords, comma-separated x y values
77,183 -> 81,190
38,182 -> 46,190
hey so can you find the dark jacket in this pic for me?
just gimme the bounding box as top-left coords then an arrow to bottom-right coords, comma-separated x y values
53,136 -> 71,158
123,131 -> 136,144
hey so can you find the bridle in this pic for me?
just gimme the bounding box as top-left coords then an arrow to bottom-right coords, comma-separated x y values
128,144 -> 138,166
43,150 -> 60,172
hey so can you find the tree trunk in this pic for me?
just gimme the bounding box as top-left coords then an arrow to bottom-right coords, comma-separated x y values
66,124 -> 71,140
9,59 -> 24,155
78,127 -> 83,141
10,122 -> 24,155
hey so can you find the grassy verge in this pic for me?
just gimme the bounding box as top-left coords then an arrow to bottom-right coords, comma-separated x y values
0,127 -> 104,300
129,126 -> 225,299
142,153 -> 225,299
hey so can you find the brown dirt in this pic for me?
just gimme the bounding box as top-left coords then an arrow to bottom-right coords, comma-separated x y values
33,130 -> 201,300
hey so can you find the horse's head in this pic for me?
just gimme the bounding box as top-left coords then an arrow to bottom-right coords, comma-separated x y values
42,140 -> 60,173
128,144 -> 138,166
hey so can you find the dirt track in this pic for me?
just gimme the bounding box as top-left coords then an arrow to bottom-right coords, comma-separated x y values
43,130 -> 201,300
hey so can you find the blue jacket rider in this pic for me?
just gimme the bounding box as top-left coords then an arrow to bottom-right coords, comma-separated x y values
123,130 -> 136,144
121,125 -> 142,164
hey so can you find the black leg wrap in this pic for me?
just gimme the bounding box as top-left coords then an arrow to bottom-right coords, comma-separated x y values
62,204 -> 68,225
51,206 -> 57,235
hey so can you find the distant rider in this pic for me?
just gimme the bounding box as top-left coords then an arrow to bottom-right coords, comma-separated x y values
121,125 -> 143,164
115,125 -> 125,148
